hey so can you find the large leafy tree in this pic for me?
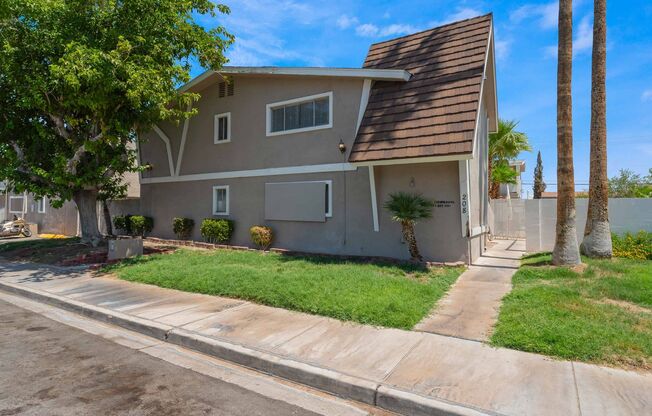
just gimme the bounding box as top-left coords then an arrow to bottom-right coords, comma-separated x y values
582,0 -> 612,258
384,192 -> 435,262
608,169 -> 652,198
552,0 -> 581,266
0,0 -> 233,244
488,119 -> 531,199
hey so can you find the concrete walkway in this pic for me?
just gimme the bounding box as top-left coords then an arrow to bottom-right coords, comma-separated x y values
415,239 -> 523,341
1,261 -> 651,416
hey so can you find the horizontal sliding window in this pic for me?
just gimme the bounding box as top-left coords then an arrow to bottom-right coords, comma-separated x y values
267,92 -> 332,136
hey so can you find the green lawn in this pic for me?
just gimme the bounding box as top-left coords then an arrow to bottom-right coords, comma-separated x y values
491,253 -> 652,370
105,249 -> 464,329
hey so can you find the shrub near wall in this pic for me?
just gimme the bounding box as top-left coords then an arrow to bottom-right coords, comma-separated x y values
250,226 -> 273,250
200,219 -> 234,244
612,231 -> 652,260
130,216 -> 154,237
173,217 -> 195,240
113,215 -> 132,235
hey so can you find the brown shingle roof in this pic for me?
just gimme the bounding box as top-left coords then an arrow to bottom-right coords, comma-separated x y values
349,14 -> 493,163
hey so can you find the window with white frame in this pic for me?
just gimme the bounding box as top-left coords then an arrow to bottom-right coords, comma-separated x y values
9,196 -> 24,214
212,185 -> 229,215
266,92 -> 332,136
36,197 -> 47,214
214,112 -> 231,144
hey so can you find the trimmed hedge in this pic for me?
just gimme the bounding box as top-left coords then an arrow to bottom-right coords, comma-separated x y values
113,215 -> 132,235
612,231 -> 652,260
173,217 -> 195,240
200,218 -> 234,244
250,225 -> 273,250
130,215 -> 154,237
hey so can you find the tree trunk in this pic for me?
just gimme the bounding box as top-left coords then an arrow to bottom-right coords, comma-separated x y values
581,0 -> 612,258
102,200 -> 113,237
73,189 -> 102,246
552,0 -> 582,266
401,220 -> 422,262
488,160 -> 499,199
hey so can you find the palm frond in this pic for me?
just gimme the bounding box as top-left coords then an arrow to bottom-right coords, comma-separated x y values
383,192 -> 435,222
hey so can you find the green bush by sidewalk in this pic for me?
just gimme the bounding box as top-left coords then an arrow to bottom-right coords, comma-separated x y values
200,218 -> 234,244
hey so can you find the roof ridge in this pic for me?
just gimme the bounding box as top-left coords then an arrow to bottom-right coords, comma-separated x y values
366,13 -> 492,50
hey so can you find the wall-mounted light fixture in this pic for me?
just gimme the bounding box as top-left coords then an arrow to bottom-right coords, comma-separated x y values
338,138 -> 346,154
409,177 -> 416,188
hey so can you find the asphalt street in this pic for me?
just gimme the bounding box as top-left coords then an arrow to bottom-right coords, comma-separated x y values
0,299 -> 319,416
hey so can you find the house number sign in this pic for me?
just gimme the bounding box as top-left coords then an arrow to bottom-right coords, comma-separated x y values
434,200 -> 455,208
460,193 -> 468,214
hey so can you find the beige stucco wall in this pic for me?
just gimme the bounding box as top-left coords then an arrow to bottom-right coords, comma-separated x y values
140,75 -> 365,179
139,162 -> 467,262
137,74 -> 476,262
2,192 -> 78,236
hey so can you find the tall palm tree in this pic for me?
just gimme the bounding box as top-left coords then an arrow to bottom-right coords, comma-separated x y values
553,0 -> 581,265
581,0 -> 612,258
384,192 -> 434,262
489,119 -> 531,199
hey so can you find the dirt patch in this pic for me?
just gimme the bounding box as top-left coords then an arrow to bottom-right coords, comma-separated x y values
594,298 -> 652,315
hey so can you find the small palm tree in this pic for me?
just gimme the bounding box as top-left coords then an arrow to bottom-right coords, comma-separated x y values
489,119 -> 531,199
384,192 -> 435,262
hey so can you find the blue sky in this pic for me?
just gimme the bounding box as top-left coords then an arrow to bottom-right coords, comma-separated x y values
195,1 -> 652,195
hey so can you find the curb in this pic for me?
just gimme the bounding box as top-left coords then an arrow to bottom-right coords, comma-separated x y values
0,280 -> 490,416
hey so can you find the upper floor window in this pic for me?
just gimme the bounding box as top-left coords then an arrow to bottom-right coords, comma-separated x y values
9,195 -> 24,214
266,92 -> 332,136
214,112 -> 231,144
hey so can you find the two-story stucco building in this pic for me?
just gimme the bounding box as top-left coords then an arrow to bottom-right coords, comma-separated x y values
137,14 -> 498,263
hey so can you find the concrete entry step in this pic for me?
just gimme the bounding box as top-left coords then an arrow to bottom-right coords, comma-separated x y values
414,239 -> 524,341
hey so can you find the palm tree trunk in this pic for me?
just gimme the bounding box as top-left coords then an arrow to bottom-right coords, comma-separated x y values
488,160 -> 499,199
552,0 -> 581,266
581,0 -> 612,258
401,220 -> 422,262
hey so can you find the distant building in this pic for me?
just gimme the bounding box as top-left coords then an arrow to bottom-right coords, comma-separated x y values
499,160 -> 526,199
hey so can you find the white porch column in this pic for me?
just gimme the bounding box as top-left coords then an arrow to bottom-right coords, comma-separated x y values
368,165 -> 379,232
458,160 -> 471,237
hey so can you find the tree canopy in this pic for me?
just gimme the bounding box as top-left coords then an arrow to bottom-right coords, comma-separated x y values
0,0 -> 233,242
488,119 -> 531,199
608,169 -> 652,198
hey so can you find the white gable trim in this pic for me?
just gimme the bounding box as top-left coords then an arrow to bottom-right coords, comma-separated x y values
152,125 -> 175,177
140,163 -> 357,185
175,103 -> 193,176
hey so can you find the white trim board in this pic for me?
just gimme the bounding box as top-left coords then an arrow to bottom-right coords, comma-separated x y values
471,21 -> 494,160
141,163 -> 358,185
352,153 -> 472,167
355,79 -> 373,136
368,166 -> 379,232
175,103 -> 193,176
152,125 -> 176,177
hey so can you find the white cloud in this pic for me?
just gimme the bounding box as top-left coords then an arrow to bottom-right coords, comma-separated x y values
429,8 -> 484,27
495,39 -> 511,60
336,15 -> 358,29
354,22 -> 421,38
573,15 -> 593,55
642,90 -> 652,102
355,23 -> 380,37
209,0 -> 336,66
511,1 -> 559,29
543,14 -> 593,59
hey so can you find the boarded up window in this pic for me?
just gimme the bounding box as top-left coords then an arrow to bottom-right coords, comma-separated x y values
265,182 -> 328,222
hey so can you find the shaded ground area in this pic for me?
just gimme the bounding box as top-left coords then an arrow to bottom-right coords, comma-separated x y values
0,299 -> 318,416
105,248 -> 464,329
491,253 -> 652,370
0,237 -> 175,266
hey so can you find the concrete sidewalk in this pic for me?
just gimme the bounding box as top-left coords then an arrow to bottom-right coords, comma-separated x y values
1,261 -> 651,416
415,239 -> 523,341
